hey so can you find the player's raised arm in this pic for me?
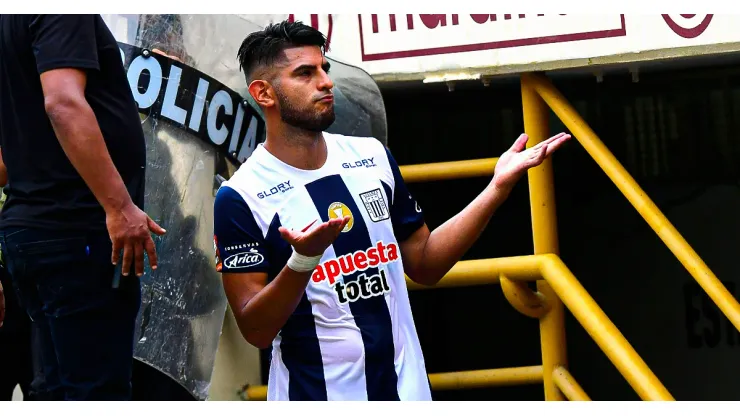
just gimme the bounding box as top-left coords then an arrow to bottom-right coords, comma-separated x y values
398,132 -> 571,286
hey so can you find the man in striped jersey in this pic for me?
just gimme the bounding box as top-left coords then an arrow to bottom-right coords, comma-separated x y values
214,20 -> 570,401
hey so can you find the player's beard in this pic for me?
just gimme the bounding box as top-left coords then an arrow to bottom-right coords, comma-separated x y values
275,88 -> 335,133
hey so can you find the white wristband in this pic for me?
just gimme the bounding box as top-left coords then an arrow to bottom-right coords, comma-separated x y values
286,250 -> 322,273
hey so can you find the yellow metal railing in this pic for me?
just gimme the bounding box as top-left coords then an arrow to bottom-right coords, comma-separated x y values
400,157 -> 498,183
429,365 -> 543,391
553,366 -> 590,401
242,72 -> 738,401
522,72 -> 740,334
242,255 -> 672,401
522,73 -> 568,400
245,364 -> 544,401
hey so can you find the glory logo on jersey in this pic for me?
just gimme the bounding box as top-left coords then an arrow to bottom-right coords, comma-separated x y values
257,180 -> 294,199
342,158 -> 376,169
311,241 -> 399,286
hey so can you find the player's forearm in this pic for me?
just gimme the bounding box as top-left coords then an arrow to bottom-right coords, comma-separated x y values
45,95 -> 134,214
237,267 -> 313,349
413,183 -> 512,285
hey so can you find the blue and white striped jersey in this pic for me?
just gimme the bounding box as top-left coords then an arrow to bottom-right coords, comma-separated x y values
213,132 -> 432,401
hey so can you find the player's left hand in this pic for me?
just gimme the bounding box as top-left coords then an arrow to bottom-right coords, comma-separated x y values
491,132 -> 571,193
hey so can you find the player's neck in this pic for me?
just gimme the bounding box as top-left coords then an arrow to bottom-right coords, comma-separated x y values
264,123 -> 327,171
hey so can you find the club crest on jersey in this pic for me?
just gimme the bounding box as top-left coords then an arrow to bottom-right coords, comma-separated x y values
328,202 -> 354,233
359,188 -> 390,222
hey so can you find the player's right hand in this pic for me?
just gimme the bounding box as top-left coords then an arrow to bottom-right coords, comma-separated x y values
278,216 -> 350,257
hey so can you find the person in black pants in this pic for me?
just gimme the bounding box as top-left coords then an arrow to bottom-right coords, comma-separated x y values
0,262 -> 33,401
0,15 -> 166,400
0,149 -> 35,401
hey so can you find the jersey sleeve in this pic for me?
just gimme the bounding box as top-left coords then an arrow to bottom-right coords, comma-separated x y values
213,186 -> 270,273
384,147 -> 425,242
29,14 -> 100,74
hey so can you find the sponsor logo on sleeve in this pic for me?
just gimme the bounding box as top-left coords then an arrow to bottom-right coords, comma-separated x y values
224,248 -> 264,270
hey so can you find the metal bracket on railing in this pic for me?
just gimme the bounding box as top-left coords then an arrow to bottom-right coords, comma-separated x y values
500,275 -> 549,319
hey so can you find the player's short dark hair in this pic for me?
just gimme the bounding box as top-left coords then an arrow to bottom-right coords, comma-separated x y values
237,20 -> 327,82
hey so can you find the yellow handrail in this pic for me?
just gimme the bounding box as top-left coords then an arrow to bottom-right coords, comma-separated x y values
405,255 -> 541,291
553,366 -> 591,401
244,365 -> 544,400
399,157 -> 498,183
522,72 -> 740,335
535,254 -> 671,400
425,366 -> 544,391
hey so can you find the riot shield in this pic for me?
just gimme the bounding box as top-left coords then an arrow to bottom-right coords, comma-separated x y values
100,14 -> 388,400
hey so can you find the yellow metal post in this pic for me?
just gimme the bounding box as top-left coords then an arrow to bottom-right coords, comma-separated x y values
521,73 -> 568,401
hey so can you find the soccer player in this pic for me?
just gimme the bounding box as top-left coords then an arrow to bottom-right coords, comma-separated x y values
214,20 -> 570,401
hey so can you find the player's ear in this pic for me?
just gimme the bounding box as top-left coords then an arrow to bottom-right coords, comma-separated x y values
248,79 -> 276,109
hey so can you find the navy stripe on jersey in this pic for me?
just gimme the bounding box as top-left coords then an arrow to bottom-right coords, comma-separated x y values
280,295 -> 327,401
264,213 -> 292,282
305,174 -> 400,401
213,186 -> 269,273
383,148 -> 425,242
267,214 -> 327,400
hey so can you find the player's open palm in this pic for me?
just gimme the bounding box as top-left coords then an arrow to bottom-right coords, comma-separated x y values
492,132 -> 571,192
279,216 -> 351,257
